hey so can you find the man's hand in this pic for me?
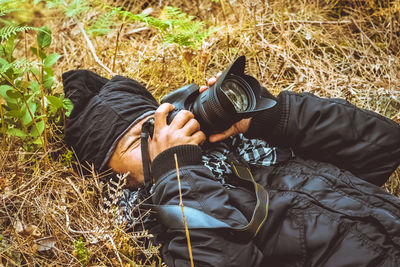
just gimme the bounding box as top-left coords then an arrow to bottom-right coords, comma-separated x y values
149,103 -> 206,161
199,73 -> 252,143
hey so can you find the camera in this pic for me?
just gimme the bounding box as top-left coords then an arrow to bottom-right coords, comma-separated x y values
161,56 -> 276,135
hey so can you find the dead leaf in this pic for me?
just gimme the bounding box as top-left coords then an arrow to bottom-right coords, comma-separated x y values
24,225 -> 41,237
35,237 -> 56,252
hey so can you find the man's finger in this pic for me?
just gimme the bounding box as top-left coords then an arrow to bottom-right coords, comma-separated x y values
199,85 -> 208,93
209,127 -> 237,143
207,77 -> 217,86
191,130 -> 206,145
169,110 -> 194,129
181,118 -> 200,135
154,103 -> 174,131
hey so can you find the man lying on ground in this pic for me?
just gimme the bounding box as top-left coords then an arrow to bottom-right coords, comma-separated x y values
62,58 -> 400,267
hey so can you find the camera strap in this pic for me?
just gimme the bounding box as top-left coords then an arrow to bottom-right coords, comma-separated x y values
140,118 -> 155,193
226,153 -> 269,238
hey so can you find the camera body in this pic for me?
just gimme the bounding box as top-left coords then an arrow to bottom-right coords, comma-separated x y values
161,56 -> 276,135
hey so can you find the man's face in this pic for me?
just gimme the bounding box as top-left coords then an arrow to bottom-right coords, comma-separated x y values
109,115 -> 152,188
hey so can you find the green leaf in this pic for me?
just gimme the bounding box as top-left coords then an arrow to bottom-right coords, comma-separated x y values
0,57 -> 9,71
37,26 -> 51,49
43,74 -> 55,90
0,84 -> 13,98
31,119 -> 45,138
6,90 -> 22,99
30,47 -> 47,60
4,34 -> 16,61
29,81 -> 40,93
31,67 -> 39,76
0,60 -> 11,74
63,98 -> 74,116
32,137 -> 43,145
21,98 -> 37,125
6,109 -> 22,118
43,66 -> 54,76
46,95 -> 64,109
6,128 -> 27,139
6,102 -> 18,110
43,53 -> 60,68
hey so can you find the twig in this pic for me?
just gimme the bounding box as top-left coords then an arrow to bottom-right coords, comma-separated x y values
35,39 -> 49,168
73,17 -> 116,76
112,23 -> 125,72
174,153 -> 194,267
65,209 -> 92,234
104,234 -> 123,267
125,26 -> 149,35
256,20 -> 353,27
0,104 -> 5,149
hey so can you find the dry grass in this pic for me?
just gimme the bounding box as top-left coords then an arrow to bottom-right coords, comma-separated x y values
1,0 -> 400,265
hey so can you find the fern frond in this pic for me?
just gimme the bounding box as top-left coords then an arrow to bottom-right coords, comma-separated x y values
0,8 -> 21,17
64,0 -> 89,18
12,58 -> 35,73
0,58 -> 35,75
160,7 -> 216,49
0,0 -> 25,18
87,11 -> 115,37
0,25 -> 37,42
44,0 -> 64,9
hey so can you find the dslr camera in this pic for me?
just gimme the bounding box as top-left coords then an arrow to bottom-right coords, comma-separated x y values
161,56 -> 276,135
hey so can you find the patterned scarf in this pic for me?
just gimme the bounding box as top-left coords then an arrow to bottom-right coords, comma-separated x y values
116,134 -> 294,228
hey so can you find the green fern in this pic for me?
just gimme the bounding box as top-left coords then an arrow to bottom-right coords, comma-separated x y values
0,58 -> 35,74
0,8 -> 22,17
64,0 -> 89,18
160,7 -> 217,49
108,6 -> 217,50
87,11 -> 116,37
0,0 -> 25,23
42,0 -> 89,18
0,25 -> 37,41
0,0 -> 21,9
43,0 -> 65,9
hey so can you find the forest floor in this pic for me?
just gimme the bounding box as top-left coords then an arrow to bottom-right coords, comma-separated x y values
1,0 -> 399,265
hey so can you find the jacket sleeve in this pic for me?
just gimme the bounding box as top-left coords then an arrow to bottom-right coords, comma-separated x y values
150,145 -> 263,267
246,91 -> 400,186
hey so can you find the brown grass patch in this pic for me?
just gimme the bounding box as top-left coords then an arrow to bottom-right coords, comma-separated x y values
1,0 -> 399,265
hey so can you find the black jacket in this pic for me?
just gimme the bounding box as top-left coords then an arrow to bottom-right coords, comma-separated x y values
149,91 -> 400,266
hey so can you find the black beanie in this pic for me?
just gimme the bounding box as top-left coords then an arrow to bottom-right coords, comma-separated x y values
62,70 -> 159,173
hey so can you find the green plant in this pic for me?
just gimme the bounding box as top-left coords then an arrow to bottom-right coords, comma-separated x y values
73,237 -> 89,266
0,18 -> 73,151
36,0 -> 89,18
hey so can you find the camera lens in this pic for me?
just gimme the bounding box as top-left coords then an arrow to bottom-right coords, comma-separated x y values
220,79 -> 249,112
190,74 -> 256,133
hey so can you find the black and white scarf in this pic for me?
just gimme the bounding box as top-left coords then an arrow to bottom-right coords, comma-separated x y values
117,134 -> 294,228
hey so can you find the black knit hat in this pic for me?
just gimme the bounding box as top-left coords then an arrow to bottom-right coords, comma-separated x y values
62,70 -> 159,173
